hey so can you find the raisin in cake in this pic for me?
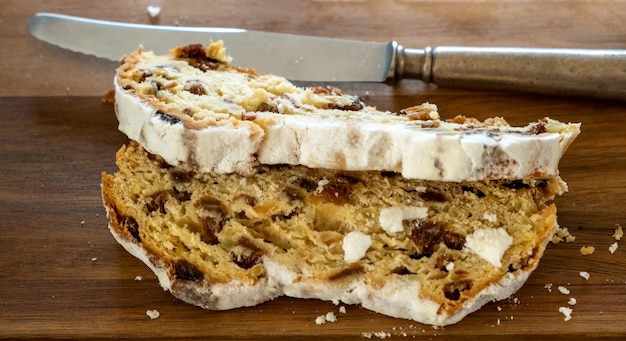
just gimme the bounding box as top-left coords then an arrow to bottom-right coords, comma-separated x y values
114,41 -> 580,181
102,142 -> 566,326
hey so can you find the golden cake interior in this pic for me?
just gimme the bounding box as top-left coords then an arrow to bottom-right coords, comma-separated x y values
102,142 -> 563,313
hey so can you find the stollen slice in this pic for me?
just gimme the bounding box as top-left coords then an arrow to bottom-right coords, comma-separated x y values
114,41 -> 580,182
102,142 -> 566,326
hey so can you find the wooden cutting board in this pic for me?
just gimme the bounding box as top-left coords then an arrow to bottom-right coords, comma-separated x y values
2,1 -> 626,339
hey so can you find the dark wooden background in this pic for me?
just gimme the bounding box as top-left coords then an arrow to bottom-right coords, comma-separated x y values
2,0 -> 626,339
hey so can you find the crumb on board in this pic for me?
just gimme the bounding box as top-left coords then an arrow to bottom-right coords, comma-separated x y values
135,275 -> 143,281
545,283 -> 553,292
579,271 -> 590,280
558,286 -> 571,295
614,224 -> 623,241
315,312 -> 337,325
325,312 -> 337,323
551,226 -> 576,244
559,307 -> 573,321
580,245 -> 595,255
362,331 -> 392,339
609,242 -> 619,254
146,309 -> 160,319
147,5 -> 161,18
568,297 -> 577,306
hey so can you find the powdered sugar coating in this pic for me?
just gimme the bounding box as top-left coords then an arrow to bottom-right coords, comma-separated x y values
114,71 -> 580,182
106,212 -> 544,326
115,83 -> 264,175
105,208 -> 279,310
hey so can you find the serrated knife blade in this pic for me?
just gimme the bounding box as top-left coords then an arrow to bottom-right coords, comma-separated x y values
29,12 -> 626,100
28,12 -> 395,83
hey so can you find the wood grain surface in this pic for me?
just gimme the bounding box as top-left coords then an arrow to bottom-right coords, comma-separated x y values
1,1 -> 626,340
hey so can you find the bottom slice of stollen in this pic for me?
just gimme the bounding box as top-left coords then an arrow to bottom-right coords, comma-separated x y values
101,141 -> 564,326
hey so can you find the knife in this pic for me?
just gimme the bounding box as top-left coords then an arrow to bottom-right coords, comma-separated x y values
29,12 -> 626,100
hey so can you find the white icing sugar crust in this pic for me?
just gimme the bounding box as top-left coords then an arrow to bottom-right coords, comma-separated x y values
103,177 -> 558,327
262,257 -> 533,326
106,220 -> 280,310
114,78 -> 264,175
114,79 -> 580,182
105,204 -> 549,326
108,220 -> 539,326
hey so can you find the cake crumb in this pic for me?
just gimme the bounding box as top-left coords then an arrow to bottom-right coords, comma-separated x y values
147,5 -> 161,17
545,283 -> 553,292
362,331 -> 391,339
579,271 -> 590,280
91,257 -> 98,262
614,224 -> 624,241
559,307 -> 573,321
315,311 -> 338,325
568,297 -> 577,305
580,245 -> 595,255
552,226 -> 576,244
325,312 -> 337,323
314,179 -> 330,195
557,286 -> 570,295
609,242 -> 619,254
135,275 -> 143,281
339,306 -> 347,314
146,309 -> 160,319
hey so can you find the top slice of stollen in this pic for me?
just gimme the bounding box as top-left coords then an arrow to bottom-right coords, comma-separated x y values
114,41 -> 580,182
